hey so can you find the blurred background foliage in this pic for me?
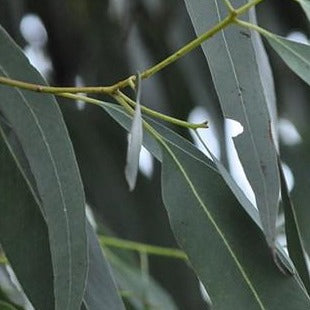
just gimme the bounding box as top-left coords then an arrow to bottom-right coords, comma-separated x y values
0,0 -> 309,309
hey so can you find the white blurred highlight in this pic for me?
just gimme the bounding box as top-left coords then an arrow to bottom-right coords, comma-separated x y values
20,14 -> 52,77
20,14 -> 47,47
225,118 -> 257,207
188,106 -> 220,159
286,31 -> 309,44
199,281 -> 212,306
282,162 -> 295,192
279,118 -> 302,146
139,145 -> 154,179
75,75 -> 87,111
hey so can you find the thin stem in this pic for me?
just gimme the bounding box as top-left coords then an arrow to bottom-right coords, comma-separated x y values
0,75 -> 127,95
234,19 -> 272,38
0,0 -> 264,96
118,92 -> 208,129
235,0 -> 264,16
99,236 -> 188,261
141,15 -> 233,80
222,0 -> 235,13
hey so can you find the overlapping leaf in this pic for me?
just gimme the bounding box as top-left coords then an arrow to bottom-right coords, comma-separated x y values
0,25 -> 88,310
279,160 -> 310,293
82,223 -> 125,310
0,132 -> 54,310
265,34 -> 310,86
160,140 -> 310,309
183,0 -> 280,248
94,100 -> 310,307
297,0 -> 310,21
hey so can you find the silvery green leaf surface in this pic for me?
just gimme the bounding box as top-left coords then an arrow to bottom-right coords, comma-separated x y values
0,25 -> 87,310
297,0 -> 310,21
279,160 -> 310,294
183,0 -> 280,248
96,100 -> 310,303
82,222 -> 125,310
0,117 -> 125,310
0,131 -> 54,310
125,101 -> 143,191
265,34 -> 310,86
160,140 -> 310,309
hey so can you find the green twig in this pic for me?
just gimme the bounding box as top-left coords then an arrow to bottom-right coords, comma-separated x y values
0,0 -> 264,97
118,92 -> 208,129
234,19 -> 272,38
99,236 -> 188,261
222,0 -> 235,13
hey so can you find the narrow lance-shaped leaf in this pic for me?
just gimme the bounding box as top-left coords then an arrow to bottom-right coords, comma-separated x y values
296,0 -> 310,22
264,33 -> 310,86
279,159 -> 310,294
160,139 -> 310,309
0,130 -> 54,310
82,222 -> 125,310
183,0 -> 280,248
0,116 -> 125,310
125,74 -> 143,191
0,25 -> 87,310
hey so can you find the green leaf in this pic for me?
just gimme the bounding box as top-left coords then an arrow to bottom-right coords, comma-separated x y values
297,0 -> 310,21
183,0 -> 280,248
82,222 -> 125,310
125,101 -> 143,191
98,101 -> 261,224
0,132 -> 54,310
160,139 -> 310,309
265,34 -> 310,86
0,301 -> 19,310
0,26 -> 87,310
279,160 -> 310,293
106,249 -> 178,310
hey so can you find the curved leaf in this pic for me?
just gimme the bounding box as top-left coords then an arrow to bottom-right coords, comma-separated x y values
297,0 -> 310,21
125,101 -> 143,191
183,0 -> 280,248
279,160 -> 310,293
82,222 -> 125,310
160,140 -> 310,309
265,34 -> 310,86
106,249 -> 178,310
0,132 -> 54,309
0,26 -> 87,310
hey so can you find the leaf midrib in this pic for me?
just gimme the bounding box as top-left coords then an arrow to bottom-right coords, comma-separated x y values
213,0 -> 272,236
0,67 -> 73,310
163,140 -> 266,310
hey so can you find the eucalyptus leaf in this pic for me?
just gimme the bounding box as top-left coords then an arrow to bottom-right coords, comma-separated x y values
82,222 -> 125,310
0,132 -> 54,310
279,160 -> 310,293
125,101 -> 143,191
297,0 -> 310,21
98,101 -> 261,225
160,140 -> 310,309
183,0 -> 280,248
0,25 -> 87,310
265,34 -> 310,86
